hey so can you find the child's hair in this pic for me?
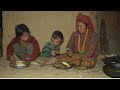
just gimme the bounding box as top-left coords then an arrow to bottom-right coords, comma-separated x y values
51,30 -> 64,42
15,24 -> 30,37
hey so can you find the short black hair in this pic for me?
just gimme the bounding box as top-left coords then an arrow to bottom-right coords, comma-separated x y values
15,24 -> 30,37
51,30 -> 64,42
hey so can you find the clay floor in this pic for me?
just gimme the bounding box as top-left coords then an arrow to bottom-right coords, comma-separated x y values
0,54 -> 111,79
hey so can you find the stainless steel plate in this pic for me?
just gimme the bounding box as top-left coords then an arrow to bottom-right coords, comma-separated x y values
52,62 -> 72,69
10,61 -> 30,69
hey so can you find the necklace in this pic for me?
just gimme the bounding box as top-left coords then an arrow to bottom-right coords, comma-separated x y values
78,29 -> 88,54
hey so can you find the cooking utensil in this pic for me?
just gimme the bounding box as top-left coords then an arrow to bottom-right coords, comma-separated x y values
103,64 -> 120,78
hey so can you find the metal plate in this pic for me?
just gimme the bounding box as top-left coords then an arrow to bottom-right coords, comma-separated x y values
52,62 -> 72,69
10,61 -> 30,69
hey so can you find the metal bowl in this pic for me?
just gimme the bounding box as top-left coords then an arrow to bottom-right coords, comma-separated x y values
10,60 -> 30,69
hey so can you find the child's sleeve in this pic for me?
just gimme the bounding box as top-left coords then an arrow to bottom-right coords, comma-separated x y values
6,38 -> 16,61
41,44 -> 52,57
40,42 -> 52,58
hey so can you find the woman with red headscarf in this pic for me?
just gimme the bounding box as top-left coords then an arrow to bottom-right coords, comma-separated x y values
66,13 -> 98,70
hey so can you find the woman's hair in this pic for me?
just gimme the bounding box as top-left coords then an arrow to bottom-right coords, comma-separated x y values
15,24 -> 30,37
51,30 -> 64,41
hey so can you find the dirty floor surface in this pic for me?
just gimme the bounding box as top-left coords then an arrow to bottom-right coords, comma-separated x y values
0,55 -> 110,78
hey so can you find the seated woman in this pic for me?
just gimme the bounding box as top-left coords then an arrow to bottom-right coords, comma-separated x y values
6,24 -> 40,64
65,13 -> 98,70
53,13 -> 98,70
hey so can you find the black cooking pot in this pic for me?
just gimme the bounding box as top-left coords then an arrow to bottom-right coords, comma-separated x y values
102,55 -> 120,77
102,56 -> 120,64
103,64 -> 120,78
102,56 -> 120,69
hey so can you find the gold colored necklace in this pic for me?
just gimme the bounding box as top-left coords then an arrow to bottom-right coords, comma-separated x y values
78,29 -> 88,54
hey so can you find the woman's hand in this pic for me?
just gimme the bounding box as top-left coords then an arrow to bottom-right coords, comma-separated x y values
66,50 -> 73,57
75,55 -> 81,59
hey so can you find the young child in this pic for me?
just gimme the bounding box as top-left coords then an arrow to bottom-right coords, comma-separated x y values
7,24 -> 40,64
36,30 -> 64,66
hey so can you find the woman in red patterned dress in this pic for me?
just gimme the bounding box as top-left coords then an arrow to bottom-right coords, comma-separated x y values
66,13 -> 98,70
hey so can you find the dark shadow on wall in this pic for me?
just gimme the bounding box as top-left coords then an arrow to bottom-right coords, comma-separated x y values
0,11 -> 3,57
100,18 -> 109,54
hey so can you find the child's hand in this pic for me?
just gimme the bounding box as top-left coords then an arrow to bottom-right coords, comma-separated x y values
10,60 -> 15,64
75,55 -> 81,59
9,56 -> 15,64
52,50 -> 56,56
24,56 -> 31,61
45,60 -> 52,65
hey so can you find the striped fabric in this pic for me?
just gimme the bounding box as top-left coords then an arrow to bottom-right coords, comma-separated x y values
13,43 -> 34,60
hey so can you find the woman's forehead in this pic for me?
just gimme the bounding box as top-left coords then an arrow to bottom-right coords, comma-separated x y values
77,22 -> 85,25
